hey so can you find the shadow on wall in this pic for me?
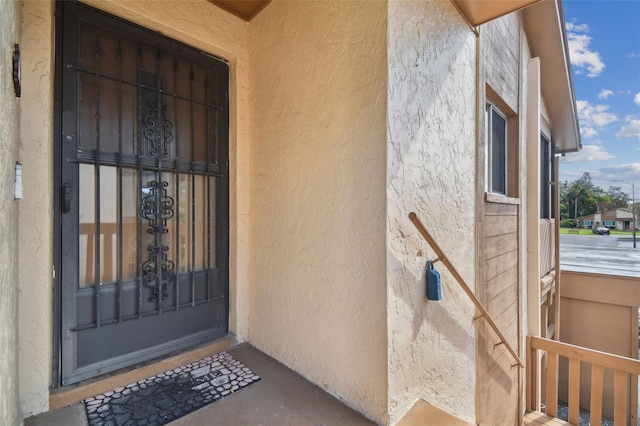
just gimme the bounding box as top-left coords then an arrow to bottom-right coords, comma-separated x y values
478,324 -> 514,394
415,292 -> 475,357
389,250 -> 475,362
386,0 -> 477,367
386,1 -> 475,183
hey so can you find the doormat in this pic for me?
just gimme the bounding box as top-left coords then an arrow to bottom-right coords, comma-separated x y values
84,351 -> 260,426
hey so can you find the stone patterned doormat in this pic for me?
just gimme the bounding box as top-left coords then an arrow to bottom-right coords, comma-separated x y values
84,351 -> 260,426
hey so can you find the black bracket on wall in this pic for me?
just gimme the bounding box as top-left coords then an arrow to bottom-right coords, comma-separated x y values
13,43 -> 21,98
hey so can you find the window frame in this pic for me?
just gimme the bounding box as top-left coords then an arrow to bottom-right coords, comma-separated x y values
540,133 -> 553,219
487,103 -> 509,196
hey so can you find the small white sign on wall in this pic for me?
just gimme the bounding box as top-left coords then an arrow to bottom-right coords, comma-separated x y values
14,161 -> 23,199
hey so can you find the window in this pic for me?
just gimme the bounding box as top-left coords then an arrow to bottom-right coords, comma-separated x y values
604,221 -> 615,227
485,86 -> 518,200
540,133 -> 553,219
584,220 -> 593,226
488,104 -> 507,195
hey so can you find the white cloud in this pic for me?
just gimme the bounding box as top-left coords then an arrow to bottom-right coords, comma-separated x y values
563,144 -> 614,162
576,100 -> 617,129
561,165 -> 640,190
580,127 -> 598,139
558,168 -> 596,185
600,163 -> 640,174
566,22 -> 590,33
615,117 -> 640,139
598,89 -> 613,99
598,163 -> 640,182
566,21 -> 605,77
635,92 -> 640,106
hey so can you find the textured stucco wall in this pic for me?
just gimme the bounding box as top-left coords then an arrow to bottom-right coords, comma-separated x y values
248,0 -> 388,423
387,0 -> 477,423
0,1 -> 21,424
18,0 -> 251,416
19,0 -> 55,417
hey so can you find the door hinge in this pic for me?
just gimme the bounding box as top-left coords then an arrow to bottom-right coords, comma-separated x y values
53,267 -> 56,279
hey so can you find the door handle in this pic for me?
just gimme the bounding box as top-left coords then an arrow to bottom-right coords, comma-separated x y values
62,182 -> 72,213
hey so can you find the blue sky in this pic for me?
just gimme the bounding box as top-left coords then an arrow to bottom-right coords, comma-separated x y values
560,0 -> 640,198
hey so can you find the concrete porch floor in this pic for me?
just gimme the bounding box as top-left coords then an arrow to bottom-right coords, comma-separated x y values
26,344 -> 375,426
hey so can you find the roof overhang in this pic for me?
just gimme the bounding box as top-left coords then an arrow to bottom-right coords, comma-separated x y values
451,0 -> 581,153
207,0 -> 581,153
451,0 -> 542,27
207,0 -> 271,21
523,0 -> 581,153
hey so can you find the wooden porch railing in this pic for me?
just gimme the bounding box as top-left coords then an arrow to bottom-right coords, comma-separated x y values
527,335 -> 640,425
408,212 -> 524,368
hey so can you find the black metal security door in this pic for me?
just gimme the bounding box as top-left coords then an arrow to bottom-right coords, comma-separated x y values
56,2 -> 229,385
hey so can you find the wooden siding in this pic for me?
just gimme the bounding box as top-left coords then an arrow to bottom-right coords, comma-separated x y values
477,13 -> 523,426
478,200 -> 520,426
484,13 -> 520,112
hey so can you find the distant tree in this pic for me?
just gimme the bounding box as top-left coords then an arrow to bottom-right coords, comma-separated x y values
560,185 -> 573,219
559,203 -> 568,220
559,173 -> 637,217
560,175 -> 592,218
604,186 -> 631,209
594,194 -> 611,213
575,172 -> 596,191
559,172 -> 610,218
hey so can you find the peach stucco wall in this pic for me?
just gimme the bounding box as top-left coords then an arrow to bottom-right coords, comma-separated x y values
17,1 -> 390,421
18,0 -> 55,417
15,1 -> 541,424
0,0 -> 21,423
248,0 -> 389,423
386,0 -> 477,423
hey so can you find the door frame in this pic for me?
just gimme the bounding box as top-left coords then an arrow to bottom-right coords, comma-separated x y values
51,0 -> 231,388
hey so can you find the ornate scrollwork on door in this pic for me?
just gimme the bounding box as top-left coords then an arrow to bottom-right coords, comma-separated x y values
143,101 -> 174,158
141,180 -> 175,301
140,94 -> 177,301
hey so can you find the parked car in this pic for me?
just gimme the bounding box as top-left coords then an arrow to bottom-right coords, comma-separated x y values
592,226 -> 610,235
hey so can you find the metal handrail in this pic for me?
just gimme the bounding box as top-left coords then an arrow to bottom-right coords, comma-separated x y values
408,212 -> 524,368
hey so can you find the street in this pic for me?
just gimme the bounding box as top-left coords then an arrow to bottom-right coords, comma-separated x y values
560,235 -> 640,278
